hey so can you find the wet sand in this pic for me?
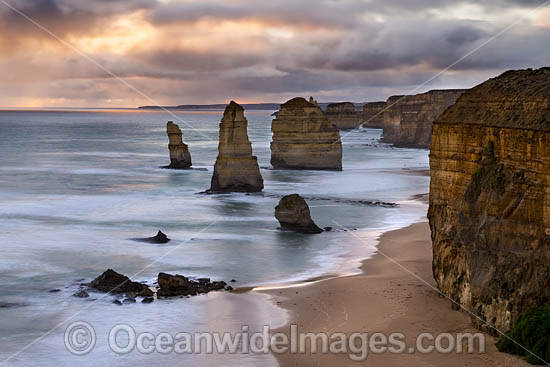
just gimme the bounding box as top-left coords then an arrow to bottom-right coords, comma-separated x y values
263,222 -> 528,366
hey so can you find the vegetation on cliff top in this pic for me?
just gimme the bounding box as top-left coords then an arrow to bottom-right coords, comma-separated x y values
496,303 -> 550,365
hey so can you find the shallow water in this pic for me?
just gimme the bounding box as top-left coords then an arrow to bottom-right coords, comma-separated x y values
0,109 -> 429,366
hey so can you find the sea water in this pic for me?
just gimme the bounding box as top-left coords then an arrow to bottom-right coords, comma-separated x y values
0,109 -> 429,366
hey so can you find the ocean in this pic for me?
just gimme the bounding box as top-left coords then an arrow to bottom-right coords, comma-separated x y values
0,109 -> 429,366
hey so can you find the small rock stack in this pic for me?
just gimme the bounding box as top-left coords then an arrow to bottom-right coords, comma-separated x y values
165,121 -> 192,169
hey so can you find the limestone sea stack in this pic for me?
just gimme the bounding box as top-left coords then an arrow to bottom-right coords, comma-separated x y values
428,68 -> 550,334
324,102 -> 360,130
275,194 -> 323,234
271,97 -> 342,170
361,101 -> 385,128
381,89 -> 466,148
209,101 -> 263,193
165,121 -> 192,169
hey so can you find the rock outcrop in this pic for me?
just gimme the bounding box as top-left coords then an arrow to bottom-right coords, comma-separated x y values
428,68 -> 550,334
89,269 -> 148,294
271,97 -> 342,170
157,273 -> 227,297
275,194 -> 323,234
134,231 -> 170,244
165,121 -> 192,169
381,90 -> 466,148
325,102 -> 360,130
362,101 -> 385,128
209,101 -> 264,193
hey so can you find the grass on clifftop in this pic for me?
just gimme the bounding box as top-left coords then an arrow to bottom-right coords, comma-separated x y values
496,303 -> 550,365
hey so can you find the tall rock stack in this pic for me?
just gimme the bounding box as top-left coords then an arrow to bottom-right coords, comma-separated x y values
324,102 -> 360,130
381,90 -> 466,148
209,101 -> 264,193
428,68 -> 550,333
271,97 -> 342,170
165,121 -> 192,169
362,101 -> 385,128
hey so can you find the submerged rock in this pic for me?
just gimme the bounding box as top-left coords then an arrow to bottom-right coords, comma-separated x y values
134,230 -> 171,244
141,297 -> 154,303
157,272 -> 227,297
209,101 -> 264,193
89,269 -> 148,294
164,121 -> 192,169
73,290 -> 89,298
275,194 -> 323,234
271,97 -> 342,170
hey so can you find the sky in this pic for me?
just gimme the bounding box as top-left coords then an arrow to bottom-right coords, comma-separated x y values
0,0 -> 549,108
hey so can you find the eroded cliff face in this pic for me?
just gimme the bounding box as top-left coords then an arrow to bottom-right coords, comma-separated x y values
381,90 -> 466,148
362,101 -> 385,128
325,102 -> 360,130
271,97 -> 342,170
209,101 -> 263,193
428,68 -> 550,334
165,121 -> 192,169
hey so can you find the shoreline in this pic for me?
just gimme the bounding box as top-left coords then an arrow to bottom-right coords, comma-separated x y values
261,222 -> 528,366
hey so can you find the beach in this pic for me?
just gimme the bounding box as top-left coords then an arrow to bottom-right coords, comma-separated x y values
264,222 -> 528,366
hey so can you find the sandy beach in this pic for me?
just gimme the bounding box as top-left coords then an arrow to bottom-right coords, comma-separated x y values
264,222 -> 528,366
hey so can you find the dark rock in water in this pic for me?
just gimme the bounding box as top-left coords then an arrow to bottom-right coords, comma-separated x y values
230,279 -> 236,283
138,287 -> 154,297
122,298 -> 136,304
142,297 -> 154,304
323,227 -> 333,232
0,302 -> 27,309
113,300 -> 122,305
89,269 -> 148,294
156,272 -> 227,298
225,286 -> 234,291
164,121 -> 192,169
275,194 -> 323,234
48,289 -> 61,293
73,290 -> 89,298
125,292 -> 137,299
134,231 -> 171,244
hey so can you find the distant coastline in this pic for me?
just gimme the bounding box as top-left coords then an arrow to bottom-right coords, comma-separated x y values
138,103 -> 281,111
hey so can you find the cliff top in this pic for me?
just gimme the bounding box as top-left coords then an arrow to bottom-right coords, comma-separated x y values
436,67 -> 550,131
281,97 -> 316,109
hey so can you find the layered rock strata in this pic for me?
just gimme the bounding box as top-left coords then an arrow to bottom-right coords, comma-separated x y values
325,102 -> 360,129
362,101 -> 386,128
165,121 -> 192,169
428,68 -> 550,333
271,97 -> 342,170
381,90 -> 466,148
209,101 -> 263,193
275,194 -> 323,234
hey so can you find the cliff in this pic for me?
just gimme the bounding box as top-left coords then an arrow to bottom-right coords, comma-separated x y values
381,90 -> 466,148
362,101 -> 385,128
271,97 -> 342,170
324,102 -> 360,130
209,101 -> 264,193
428,67 -> 550,334
165,121 -> 192,169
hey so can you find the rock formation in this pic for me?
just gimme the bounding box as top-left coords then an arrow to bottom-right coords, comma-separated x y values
165,121 -> 192,169
209,101 -> 264,193
428,68 -> 550,334
157,273 -> 227,297
275,194 -> 323,234
89,269 -> 148,294
381,90 -> 466,148
271,97 -> 342,170
134,231 -> 170,244
325,102 -> 360,130
361,101 -> 385,128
